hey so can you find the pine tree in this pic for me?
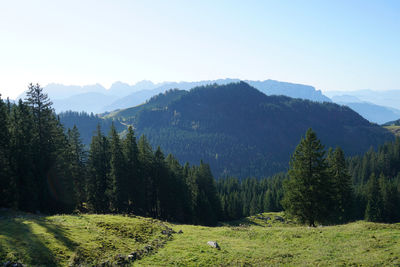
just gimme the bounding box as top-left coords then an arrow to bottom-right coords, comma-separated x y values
327,147 -> 354,223
137,135 -> 154,216
25,83 -> 58,211
109,123 -> 128,212
192,162 -> 221,226
87,125 -> 110,213
282,128 -> 333,226
9,100 -> 36,211
365,173 -> 383,222
379,174 -> 399,222
123,126 -> 140,213
0,95 -> 13,208
67,125 -> 87,210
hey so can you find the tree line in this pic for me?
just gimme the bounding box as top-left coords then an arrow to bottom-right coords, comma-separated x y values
0,84 -> 221,226
1,84 -> 399,226
217,129 -> 400,225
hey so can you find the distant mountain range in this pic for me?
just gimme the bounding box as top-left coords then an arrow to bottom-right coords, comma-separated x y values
17,79 -> 331,114
17,80 -> 400,124
60,82 -> 394,178
327,91 -> 400,124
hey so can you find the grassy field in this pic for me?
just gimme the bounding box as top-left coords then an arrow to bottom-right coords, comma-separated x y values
1,211 -> 400,266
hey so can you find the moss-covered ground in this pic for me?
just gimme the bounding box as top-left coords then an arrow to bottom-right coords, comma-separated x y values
1,211 -> 400,266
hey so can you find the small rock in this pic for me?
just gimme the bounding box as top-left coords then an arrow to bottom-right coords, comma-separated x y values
274,216 -> 285,222
128,251 -> 140,261
266,217 -> 271,220
178,230 -> 183,234
207,241 -> 220,250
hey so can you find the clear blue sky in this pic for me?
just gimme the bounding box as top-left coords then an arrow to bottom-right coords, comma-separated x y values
0,0 -> 399,98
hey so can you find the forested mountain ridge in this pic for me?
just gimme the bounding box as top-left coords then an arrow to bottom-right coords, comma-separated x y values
102,82 -> 393,178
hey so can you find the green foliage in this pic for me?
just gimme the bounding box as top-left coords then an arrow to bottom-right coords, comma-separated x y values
365,173 -> 383,222
327,147 -> 353,223
282,129 -> 334,226
87,125 -> 111,213
101,82 -> 393,178
217,174 -> 285,221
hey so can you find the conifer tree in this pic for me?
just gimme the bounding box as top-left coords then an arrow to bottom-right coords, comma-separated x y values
282,128 -> 333,226
87,125 -> 110,213
365,173 -> 383,222
327,147 -> 354,223
0,95 -> 13,208
109,123 -> 128,212
25,83 -> 58,211
137,135 -> 155,216
379,173 -> 399,222
192,162 -> 221,226
67,125 -> 87,210
123,126 -> 140,213
9,100 -> 36,211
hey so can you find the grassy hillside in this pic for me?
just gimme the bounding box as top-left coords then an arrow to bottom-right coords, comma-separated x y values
1,211 -> 400,266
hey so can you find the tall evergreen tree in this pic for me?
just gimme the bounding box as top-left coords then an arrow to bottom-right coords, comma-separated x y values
109,123 -> 128,212
137,135 -> 155,216
282,128 -> 333,226
0,95 -> 13,208
25,83 -> 58,211
9,100 -> 36,211
87,125 -> 110,213
365,173 -> 383,222
67,125 -> 87,210
378,174 -> 399,222
123,126 -> 140,213
192,162 -> 221,226
327,147 -> 354,223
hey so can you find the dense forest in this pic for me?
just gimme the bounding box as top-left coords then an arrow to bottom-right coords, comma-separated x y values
61,82 -> 393,178
0,84 -> 221,225
1,84 -> 399,227
217,133 -> 400,224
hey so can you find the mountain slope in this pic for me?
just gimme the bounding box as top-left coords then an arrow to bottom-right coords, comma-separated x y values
246,80 -> 331,102
106,82 -> 393,178
326,89 -> 400,110
338,102 -> 400,124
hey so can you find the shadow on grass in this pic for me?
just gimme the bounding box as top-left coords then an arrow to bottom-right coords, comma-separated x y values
0,215 -> 77,266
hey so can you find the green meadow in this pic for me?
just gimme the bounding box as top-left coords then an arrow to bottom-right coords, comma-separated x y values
1,211 -> 400,266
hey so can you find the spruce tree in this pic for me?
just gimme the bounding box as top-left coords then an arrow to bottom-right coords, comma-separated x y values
0,95 -> 13,208
327,147 -> 354,223
123,126 -> 140,213
137,135 -> 155,216
87,125 -> 111,213
25,83 -> 57,211
9,100 -> 36,211
109,123 -> 128,212
365,173 -> 383,222
282,128 -> 333,226
67,125 -> 87,210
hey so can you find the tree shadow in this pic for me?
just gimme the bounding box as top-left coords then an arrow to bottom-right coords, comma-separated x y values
33,217 -> 77,251
0,214 -> 77,266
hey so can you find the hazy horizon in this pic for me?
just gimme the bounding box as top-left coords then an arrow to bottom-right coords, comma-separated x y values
1,0 -> 399,99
